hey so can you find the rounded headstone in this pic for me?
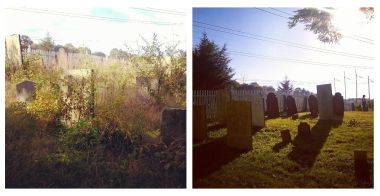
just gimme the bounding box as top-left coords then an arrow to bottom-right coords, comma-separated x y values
333,92 -> 344,117
266,92 -> 279,119
16,80 -> 36,102
281,129 -> 291,143
308,95 -> 319,117
297,122 -> 311,137
286,95 -> 297,116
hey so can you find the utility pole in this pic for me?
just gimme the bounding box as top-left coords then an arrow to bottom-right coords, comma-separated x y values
344,72 -> 347,101
368,76 -> 370,101
355,69 -> 358,103
333,77 -> 336,93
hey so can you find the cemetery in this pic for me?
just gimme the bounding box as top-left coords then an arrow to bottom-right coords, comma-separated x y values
5,34 -> 186,188
193,85 -> 373,188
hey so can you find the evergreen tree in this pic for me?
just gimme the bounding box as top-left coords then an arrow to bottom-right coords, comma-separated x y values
278,76 -> 293,95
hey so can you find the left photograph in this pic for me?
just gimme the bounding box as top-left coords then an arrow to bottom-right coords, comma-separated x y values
5,7 -> 186,188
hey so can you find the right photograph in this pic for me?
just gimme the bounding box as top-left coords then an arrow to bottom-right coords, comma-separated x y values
192,7 -> 374,188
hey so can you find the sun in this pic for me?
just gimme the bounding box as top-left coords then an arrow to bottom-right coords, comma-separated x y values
329,8 -> 368,33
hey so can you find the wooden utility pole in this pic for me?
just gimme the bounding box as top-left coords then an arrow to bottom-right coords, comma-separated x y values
368,76 -> 370,101
355,69 -> 358,103
344,72 -> 347,101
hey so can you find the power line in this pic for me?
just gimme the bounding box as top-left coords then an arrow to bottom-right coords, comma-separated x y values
130,7 -> 185,16
228,50 -> 373,69
269,8 -> 293,16
255,8 -> 289,19
193,22 -> 374,60
6,7 -> 183,26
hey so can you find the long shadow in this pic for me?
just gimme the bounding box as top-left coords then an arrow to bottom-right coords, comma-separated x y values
193,136 -> 249,181
272,141 -> 290,152
298,113 -> 318,120
287,119 -> 343,168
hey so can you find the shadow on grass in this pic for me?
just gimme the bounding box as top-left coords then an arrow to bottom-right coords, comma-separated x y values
299,113 -> 318,120
272,141 -> 290,152
287,119 -> 343,168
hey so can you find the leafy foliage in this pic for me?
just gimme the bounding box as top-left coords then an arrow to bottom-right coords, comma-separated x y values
277,76 -> 293,95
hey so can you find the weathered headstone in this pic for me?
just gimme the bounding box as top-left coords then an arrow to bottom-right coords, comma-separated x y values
297,122 -> 311,137
193,105 -> 207,141
354,150 -> 370,182
333,92 -> 344,118
308,95 -> 319,117
161,108 -> 186,145
251,96 -> 265,127
302,96 -> 308,112
281,129 -> 291,143
266,93 -> 279,119
286,95 -> 297,116
16,80 -> 36,102
317,84 -> 334,120
57,47 -> 69,68
5,34 -> 23,70
227,101 -> 252,150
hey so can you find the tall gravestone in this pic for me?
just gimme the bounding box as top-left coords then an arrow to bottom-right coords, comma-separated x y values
333,92 -> 344,118
251,96 -> 265,127
302,96 -> 308,112
308,95 -> 319,117
193,105 -> 207,141
317,84 -> 334,120
286,95 -> 297,116
5,34 -> 23,70
266,93 -> 279,119
161,108 -> 186,145
227,101 -> 252,150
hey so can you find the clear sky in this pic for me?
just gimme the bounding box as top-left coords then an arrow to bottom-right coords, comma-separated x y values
193,8 -> 375,99
5,7 -> 186,55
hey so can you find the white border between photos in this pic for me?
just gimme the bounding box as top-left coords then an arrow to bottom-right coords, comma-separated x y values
1,0 -> 379,195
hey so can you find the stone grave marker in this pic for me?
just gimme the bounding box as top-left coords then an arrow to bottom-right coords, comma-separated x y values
286,95 -> 297,116
302,96 -> 308,112
227,101 -> 252,150
297,122 -> 311,137
333,92 -> 344,118
266,92 -> 279,119
161,108 -> 186,145
16,80 -> 36,102
251,96 -> 265,127
5,34 -> 23,70
193,105 -> 207,141
354,150 -> 370,182
308,95 -> 319,117
57,47 -> 69,68
281,129 -> 291,143
317,84 -> 334,120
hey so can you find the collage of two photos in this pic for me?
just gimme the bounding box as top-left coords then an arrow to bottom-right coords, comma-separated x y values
4,6 -> 375,189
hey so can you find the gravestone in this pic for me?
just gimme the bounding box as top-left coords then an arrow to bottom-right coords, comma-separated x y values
5,34 -> 23,69
302,96 -> 308,112
266,93 -> 279,119
61,69 -> 95,125
351,103 -> 355,111
317,84 -> 334,120
297,122 -> 311,137
308,95 -> 319,117
282,95 -> 287,112
16,80 -> 36,102
286,95 -> 297,116
57,47 -> 69,68
291,113 -> 299,120
333,92 -> 344,118
227,101 -> 252,150
193,105 -> 207,141
251,96 -> 265,127
161,108 -> 186,145
281,129 -> 291,143
354,150 -> 370,182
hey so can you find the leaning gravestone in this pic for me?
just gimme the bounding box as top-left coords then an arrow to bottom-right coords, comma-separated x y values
161,108 -> 186,145
317,84 -> 334,120
16,80 -> 36,102
227,101 -> 252,150
333,92 -> 344,118
5,34 -> 23,70
286,95 -> 297,116
308,95 -> 319,117
266,93 -> 279,119
193,105 -> 207,142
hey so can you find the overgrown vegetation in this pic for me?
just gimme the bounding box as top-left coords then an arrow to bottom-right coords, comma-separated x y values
5,35 -> 186,188
194,112 -> 373,188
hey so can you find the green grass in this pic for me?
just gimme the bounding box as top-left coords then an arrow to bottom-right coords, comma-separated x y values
194,112 -> 373,188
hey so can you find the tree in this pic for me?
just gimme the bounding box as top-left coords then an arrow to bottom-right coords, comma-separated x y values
193,33 -> 234,90
288,7 -> 374,44
39,32 -> 55,51
109,48 -> 129,59
78,47 -> 91,55
20,35 -> 33,53
278,76 -> 293,95
64,43 -> 79,53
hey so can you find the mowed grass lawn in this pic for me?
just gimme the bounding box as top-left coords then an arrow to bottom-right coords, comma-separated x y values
194,111 -> 373,188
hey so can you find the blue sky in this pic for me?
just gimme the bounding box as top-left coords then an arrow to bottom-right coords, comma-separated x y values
5,7 -> 186,54
193,8 -> 375,98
